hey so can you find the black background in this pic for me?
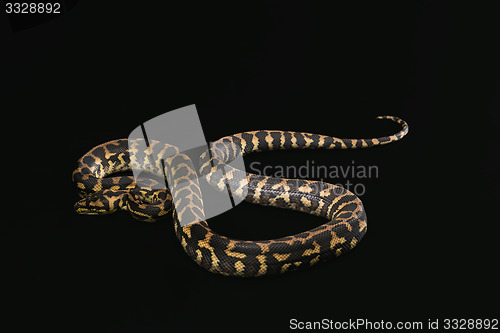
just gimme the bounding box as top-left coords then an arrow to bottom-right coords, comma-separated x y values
3,1 -> 499,332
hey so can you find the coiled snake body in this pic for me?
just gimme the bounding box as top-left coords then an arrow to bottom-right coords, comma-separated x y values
73,116 -> 408,277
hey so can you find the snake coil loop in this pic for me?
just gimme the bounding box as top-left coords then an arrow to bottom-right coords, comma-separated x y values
73,116 -> 408,276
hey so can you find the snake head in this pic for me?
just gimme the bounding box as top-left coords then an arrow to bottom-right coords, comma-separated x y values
74,190 -> 127,215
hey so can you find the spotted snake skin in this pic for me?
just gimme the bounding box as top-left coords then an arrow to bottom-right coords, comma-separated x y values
73,115 -> 408,277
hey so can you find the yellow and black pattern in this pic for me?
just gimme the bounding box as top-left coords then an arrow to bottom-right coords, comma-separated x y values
73,115 -> 408,277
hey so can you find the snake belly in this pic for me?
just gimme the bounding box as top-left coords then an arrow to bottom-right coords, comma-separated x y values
73,115 -> 408,277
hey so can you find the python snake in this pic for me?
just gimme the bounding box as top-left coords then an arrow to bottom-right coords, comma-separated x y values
73,115 -> 408,277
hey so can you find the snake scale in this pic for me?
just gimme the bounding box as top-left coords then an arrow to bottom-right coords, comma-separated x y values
73,116 -> 408,277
